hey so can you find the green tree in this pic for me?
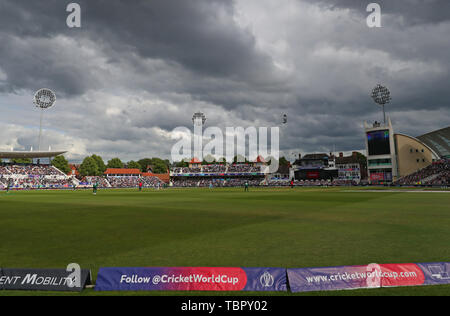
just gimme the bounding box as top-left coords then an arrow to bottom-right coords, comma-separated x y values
279,157 -> 290,166
175,160 -> 189,168
151,159 -> 169,174
91,155 -> 106,174
134,157 -> 171,173
107,158 -> 124,169
127,160 -> 141,170
354,152 -> 367,168
10,158 -> 32,164
137,158 -> 153,172
79,156 -> 99,177
51,155 -> 70,174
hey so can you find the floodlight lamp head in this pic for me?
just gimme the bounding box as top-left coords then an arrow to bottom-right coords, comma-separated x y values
34,88 -> 56,109
192,112 -> 206,125
371,84 -> 391,106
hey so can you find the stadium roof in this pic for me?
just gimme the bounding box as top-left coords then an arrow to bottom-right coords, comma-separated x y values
417,126 -> 450,159
142,172 -> 170,183
0,151 -> 67,159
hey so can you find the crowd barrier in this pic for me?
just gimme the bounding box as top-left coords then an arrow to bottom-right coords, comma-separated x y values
0,262 -> 448,293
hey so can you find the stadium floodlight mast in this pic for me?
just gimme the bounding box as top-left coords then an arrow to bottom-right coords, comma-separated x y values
192,111 -> 207,125
33,88 -> 56,151
192,112 -> 206,162
371,84 -> 391,124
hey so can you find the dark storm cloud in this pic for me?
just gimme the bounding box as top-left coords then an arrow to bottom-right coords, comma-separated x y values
82,0 -> 275,80
0,0 -> 276,97
0,0 -> 449,160
308,0 -> 450,25
0,35 -> 100,96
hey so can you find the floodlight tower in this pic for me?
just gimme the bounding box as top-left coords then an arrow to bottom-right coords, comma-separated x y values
371,84 -> 391,124
192,112 -> 206,161
33,88 -> 56,151
192,111 -> 207,126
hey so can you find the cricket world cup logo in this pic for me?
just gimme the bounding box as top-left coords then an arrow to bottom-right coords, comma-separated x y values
260,271 -> 274,287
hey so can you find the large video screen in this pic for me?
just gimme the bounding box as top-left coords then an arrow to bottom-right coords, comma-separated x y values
367,130 -> 391,155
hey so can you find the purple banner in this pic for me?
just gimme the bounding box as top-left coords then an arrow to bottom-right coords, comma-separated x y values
288,262 -> 450,292
95,267 -> 286,292
287,265 -> 371,293
416,262 -> 450,286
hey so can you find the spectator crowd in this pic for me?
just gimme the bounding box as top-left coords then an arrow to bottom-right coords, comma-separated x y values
106,176 -> 164,188
172,164 -> 261,174
0,164 -> 70,189
395,160 -> 450,186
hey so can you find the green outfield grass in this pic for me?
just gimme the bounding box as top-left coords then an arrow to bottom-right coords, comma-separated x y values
0,187 -> 449,296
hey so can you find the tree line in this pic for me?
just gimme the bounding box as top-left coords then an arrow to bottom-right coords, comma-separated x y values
3,155 -> 291,177
50,155 -> 170,177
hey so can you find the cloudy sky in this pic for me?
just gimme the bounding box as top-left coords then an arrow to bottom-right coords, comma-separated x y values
0,0 -> 449,162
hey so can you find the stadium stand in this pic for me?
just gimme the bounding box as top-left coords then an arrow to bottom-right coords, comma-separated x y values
142,172 -> 170,184
106,176 -> 164,188
170,162 -> 265,187
142,176 -> 165,187
0,164 -> 70,189
394,159 -> 450,186
81,176 -> 111,188
198,179 -> 226,187
266,179 -> 293,186
223,178 -> 262,187
171,177 -> 263,188
266,179 -> 355,187
171,178 -> 199,187
202,164 -> 227,173
227,164 -> 261,173
101,168 -> 165,188
172,164 -> 262,174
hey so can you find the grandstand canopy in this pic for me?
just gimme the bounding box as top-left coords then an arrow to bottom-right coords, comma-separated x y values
142,172 -> 170,183
0,151 -> 67,159
417,126 -> 450,159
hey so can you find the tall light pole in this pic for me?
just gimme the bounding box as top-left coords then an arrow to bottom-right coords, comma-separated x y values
33,89 -> 56,151
371,84 -> 391,124
192,112 -> 206,161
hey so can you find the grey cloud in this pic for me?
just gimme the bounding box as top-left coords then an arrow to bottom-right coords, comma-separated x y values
0,0 -> 277,97
308,0 -> 450,25
0,0 -> 449,161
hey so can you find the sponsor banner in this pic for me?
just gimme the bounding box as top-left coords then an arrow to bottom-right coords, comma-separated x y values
287,265 -> 371,293
306,171 -> 320,179
0,268 -> 92,292
370,173 -> 384,181
378,263 -> 425,288
288,263 -> 450,292
95,267 -> 286,292
417,262 -> 450,285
